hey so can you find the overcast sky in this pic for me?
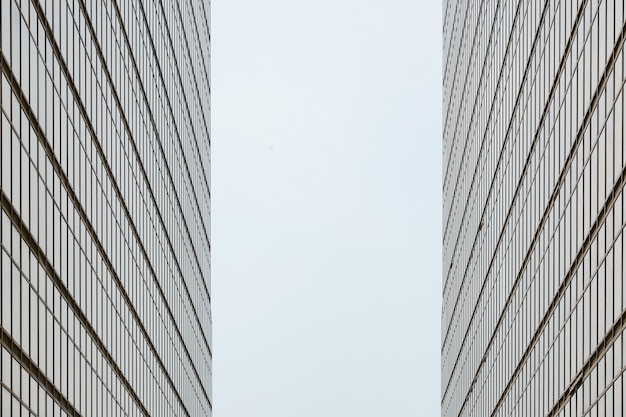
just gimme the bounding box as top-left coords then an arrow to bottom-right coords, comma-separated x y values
211,1 -> 442,415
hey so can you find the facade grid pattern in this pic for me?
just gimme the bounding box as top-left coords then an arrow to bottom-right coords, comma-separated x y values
0,0 -> 211,416
443,0 -> 626,416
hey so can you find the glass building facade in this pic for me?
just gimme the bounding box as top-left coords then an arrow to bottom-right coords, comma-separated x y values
0,0 -> 211,416
443,1 -> 626,416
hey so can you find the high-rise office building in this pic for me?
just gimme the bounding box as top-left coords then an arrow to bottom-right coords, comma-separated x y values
1,0 -> 211,416
443,1 -> 626,416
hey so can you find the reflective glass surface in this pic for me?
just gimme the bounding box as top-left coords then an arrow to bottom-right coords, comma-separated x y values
0,0 -> 211,415
443,1 -> 626,415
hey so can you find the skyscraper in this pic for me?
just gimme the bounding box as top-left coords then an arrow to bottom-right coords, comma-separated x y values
443,1 -> 625,416
1,0 -> 211,416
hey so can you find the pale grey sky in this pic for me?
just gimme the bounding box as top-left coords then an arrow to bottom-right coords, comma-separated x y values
211,1 -> 442,415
